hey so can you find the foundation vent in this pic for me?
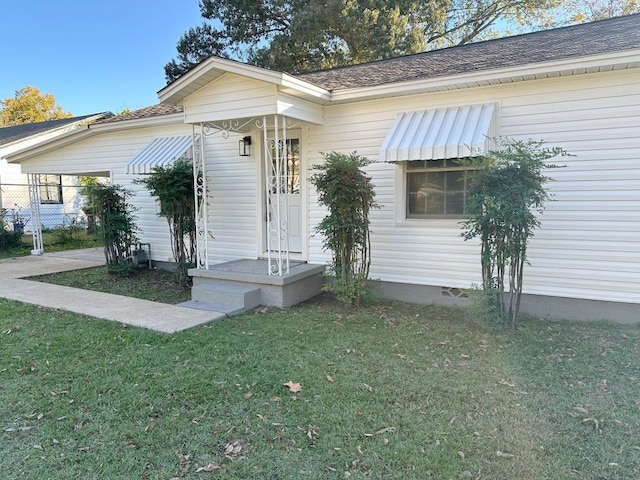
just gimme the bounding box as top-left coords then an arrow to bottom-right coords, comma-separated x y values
441,287 -> 467,299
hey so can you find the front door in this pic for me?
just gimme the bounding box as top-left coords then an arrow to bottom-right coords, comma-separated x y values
267,136 -> 302,253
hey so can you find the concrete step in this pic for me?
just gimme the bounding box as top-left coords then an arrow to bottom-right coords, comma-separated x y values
177,300 -> 246,316
191,281 -> 261,311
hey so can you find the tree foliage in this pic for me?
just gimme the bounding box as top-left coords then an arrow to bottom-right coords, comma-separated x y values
544,0 -> 638,24
166,0 -> 568,81
461,138 -> 569,327
0,86 -> 72,127
84,184 -> 139,272
165,0 -> 638,82
134,160 -> 197,287
310,152 -> 377,306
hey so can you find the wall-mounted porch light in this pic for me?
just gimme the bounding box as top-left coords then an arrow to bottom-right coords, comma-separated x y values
239,136 -> 252,156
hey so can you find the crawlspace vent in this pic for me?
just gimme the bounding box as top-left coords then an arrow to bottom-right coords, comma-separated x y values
441,287 -> 468,298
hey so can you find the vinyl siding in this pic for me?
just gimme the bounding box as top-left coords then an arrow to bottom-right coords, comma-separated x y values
183,74 -> 323,124
306,68 -> 640,304
17,124 -> 193,263
201,131 -> 258,263
184,73 -> 278,124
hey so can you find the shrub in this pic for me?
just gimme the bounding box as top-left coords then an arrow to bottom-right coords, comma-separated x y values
0,219 -> 23,251
461,138 -> 568,327
310,152 -> 377,306
84,183 -> 139,269
134,159 -> 196,287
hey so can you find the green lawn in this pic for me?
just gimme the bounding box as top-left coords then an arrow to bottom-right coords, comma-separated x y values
1,295 -> 638,479
0,229 -> 101,259
28,266 -> 192,305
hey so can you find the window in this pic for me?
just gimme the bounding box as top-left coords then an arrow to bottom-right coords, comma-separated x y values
39,175 -> 63,204
406,159 -> 475,218
271,138 -> 300,194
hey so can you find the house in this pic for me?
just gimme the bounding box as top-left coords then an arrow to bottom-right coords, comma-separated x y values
5,14 -> 639,322
0,113 -> 112,237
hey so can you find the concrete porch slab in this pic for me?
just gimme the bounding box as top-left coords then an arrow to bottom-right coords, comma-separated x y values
189,260 -> 325,308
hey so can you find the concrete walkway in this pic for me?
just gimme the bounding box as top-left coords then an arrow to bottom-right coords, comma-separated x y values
0,248 -> 225,333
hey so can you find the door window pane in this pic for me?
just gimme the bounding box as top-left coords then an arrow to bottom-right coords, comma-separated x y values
272,138 -> 300,194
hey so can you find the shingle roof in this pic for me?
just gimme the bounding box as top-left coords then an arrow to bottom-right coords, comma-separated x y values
297,13 -> 640,91
98,104 -> 183,123
0,113 -> 110,147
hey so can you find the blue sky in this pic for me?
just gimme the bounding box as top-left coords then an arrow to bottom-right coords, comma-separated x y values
1,1 -> 205,116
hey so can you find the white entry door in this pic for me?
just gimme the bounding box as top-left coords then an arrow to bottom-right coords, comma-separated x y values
267,137 -> 302,253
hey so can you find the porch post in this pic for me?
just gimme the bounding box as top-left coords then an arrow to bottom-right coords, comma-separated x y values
192,125 -> 209,269
27,173 -> 44,255
263,115 -> 290,275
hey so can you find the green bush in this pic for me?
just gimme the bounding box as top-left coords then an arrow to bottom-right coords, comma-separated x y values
83,183 -> 138,267
134,159 -> 196,287
51,226 -> 83,245
310,151 -> 377,306
0,220 -> 23,251
461,138 -> 568,327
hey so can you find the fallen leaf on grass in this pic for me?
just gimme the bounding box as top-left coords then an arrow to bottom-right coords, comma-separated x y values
196,462 -> 220,472
5,426 -> 33,432
326,375 -> 335,383
283,381 -> 302,393
582,417 -> 602,432
375,427 -> 396,435
223,441 -> 244,461
496,451 -> 515,458
299,425 -> 319,441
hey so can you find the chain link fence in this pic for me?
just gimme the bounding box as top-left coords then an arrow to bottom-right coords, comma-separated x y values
1,181 -> 88,232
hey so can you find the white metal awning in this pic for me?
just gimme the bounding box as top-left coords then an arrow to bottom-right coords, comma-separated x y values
126,135 -> 194,174
379,103 -> 497,162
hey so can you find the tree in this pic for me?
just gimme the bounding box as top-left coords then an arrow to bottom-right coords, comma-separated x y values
134,160 -> 197,287
461,139 -> 569,328
165,0 -> 565,81
542,0 -> 638,25
166,0 -> 638,82
310,152 -> 377,306
0,86 -> 72,127
84,183 -> 139,272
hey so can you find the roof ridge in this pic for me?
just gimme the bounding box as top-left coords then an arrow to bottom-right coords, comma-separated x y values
296,13 -> 640,91
298,13 -> 640,78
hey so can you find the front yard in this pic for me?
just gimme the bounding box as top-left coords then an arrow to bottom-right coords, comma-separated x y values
0,228 -> 100,260
1,297 -> 638,479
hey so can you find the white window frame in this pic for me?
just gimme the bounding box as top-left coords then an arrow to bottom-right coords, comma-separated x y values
396,159 -> 477,221
39,174 -> 63,204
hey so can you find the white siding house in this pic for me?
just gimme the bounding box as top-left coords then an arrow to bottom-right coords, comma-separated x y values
0,114 -> 111,231
7,14 -> 639,322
